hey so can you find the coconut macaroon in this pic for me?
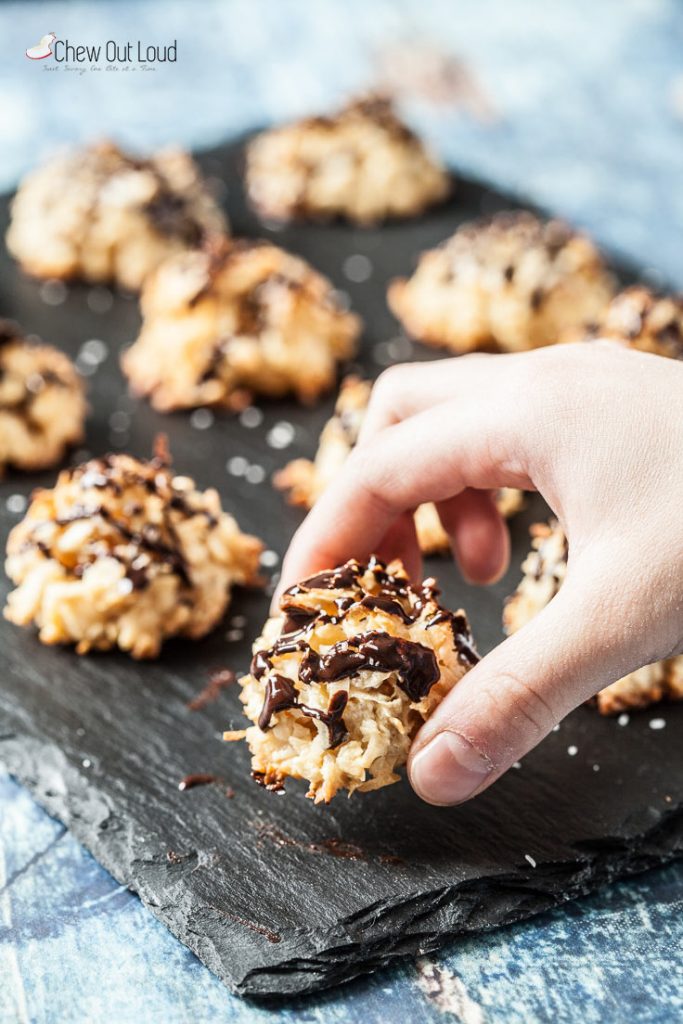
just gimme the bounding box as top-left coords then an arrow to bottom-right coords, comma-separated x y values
275,376 -> 523,554
388,212 -> 615,354
504,519 -> 683,715
0,321 -> 86,475
225,557 -> 478,802
122,238 -> 360,412
245,95 -> 450,225
6,141 -> 226,291
565,285 -> 683,359
4,441 -> 263,658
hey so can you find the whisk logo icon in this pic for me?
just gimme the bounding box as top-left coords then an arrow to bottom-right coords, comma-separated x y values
25,33 -> 56,60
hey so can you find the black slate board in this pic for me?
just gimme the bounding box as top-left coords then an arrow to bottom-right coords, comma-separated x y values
0,139 -> 681,1000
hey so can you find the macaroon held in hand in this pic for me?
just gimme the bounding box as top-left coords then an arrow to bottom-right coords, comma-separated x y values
275,342 -> 683,806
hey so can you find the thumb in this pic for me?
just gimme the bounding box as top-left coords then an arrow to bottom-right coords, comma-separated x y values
408,580 -> 634,806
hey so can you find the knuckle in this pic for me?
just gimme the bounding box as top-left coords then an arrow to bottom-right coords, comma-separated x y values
371,363 -> 412,404
480,668 -> 557,741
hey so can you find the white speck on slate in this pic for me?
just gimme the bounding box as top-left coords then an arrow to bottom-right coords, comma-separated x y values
190,408 -> 214,430
512,761 -> 521,769
226,629 -> 244,643
593,764 -> 600,772
109,410 -> 130,432
330,288 -> 351,312
230,614 -> 247,628
6,494 -> 27,514
87,286 -> 114,313
617,713 -> 630,726
81,338 -> 108,363
343,253 -> 373,283
567,745 -> 578,756
82,758 -> 92,769
240,406 -> 263,429
75,355 -> 98,377
266,421 -> 295,449
386,334 -> 413,360
525,854 -> 537,868
260,550 -> 279,568
552,724 -> 561,732
40,279 -> 68,306
649,718 -> 666,730
227,456 -> 248,476
245,464 -> 265,484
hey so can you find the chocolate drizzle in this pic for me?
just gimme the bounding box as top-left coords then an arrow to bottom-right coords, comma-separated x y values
251,558 -> 478,750
300,632 -> 440,703
258,674 -> 349,748
35,445 -> 223,592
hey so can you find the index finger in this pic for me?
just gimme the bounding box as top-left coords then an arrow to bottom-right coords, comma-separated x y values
276,388 -> 533,599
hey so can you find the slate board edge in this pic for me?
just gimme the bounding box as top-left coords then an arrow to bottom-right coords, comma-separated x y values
3,732 -> 681,1000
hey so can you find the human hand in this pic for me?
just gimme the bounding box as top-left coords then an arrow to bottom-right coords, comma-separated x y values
276,342 -> 683,805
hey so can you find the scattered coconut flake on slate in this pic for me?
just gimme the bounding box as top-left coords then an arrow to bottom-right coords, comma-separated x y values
245,464 -> 266,485
260,550 -> 279,568
87,286 -> 114,313
343,253 -> 373,283
39,279 -> 68,306
649,718 -> 666,730
567,745 -> 578,756
552,724 -> 561,732
618,713 -> 630,726
525,854 -> 537,868
225,629 -> 244,643
108,410 -> 130,432
81,339 -> 109,364
230,614 -> 247,629
385,334 -> 413,360
240,406 -> 263,429
330,288 -> 351,312
593,764 -> 600,772
227,455 -> 248,476
82,758 -> 92,769
373,341 -> 395,366
190,408 -> 214,430
6,494 -> 27,515
266,421 -> 295,449
512,761 -> 521,769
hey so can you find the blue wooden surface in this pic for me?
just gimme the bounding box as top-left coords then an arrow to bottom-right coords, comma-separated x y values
1,2 -> 683,1020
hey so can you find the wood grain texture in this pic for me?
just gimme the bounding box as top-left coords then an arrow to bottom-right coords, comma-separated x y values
0,140 -> 680,998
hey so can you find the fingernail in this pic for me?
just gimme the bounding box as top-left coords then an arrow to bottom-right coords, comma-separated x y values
410,731 -> 493,806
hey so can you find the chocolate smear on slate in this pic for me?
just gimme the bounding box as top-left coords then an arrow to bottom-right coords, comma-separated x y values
178,773 -> 218,791
187,669 -> 237,711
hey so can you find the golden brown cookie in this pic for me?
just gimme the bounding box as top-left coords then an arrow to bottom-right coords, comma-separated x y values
564,285 -> 683,359
388,212 -> 615,353
122,239 -> 360,411
275,376 -> 523,553
0,321 -> 86,475
7,141 -> 226,290
4,441 -> 263,658
245,95 -> 450,224
225,557 -> 478,802
504,518 -> 683,714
